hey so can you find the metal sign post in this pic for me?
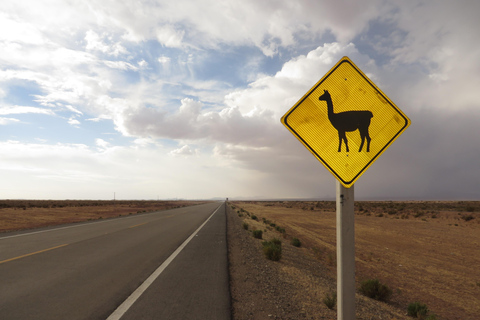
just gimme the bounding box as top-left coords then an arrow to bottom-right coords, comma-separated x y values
336,180 -> 355,320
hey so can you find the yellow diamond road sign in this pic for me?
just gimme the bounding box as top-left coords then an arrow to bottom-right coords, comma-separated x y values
281,56 -> 410,188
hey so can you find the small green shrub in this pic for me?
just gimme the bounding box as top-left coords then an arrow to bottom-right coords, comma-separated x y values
291,237 -> 301,247
323,292 -> 336,310
276,226 -> 285,233
359,279 -> 392,301
414,211 -> 424,218
407,302 -> 429,319
251,214 -> 258,220
242,222 -> 249,230
252,230 -> 263,239
270,238 -> 282,246
262,238 -> 282,261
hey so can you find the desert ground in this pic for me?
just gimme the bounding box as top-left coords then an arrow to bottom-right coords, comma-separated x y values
2,199 -> 479,319
0,200 -> 208,233
229,200 -> 480,320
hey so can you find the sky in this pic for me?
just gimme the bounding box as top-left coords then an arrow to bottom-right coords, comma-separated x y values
1,0 -> 479,200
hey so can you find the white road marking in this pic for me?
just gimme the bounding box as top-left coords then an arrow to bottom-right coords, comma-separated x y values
106,203 -> 222,320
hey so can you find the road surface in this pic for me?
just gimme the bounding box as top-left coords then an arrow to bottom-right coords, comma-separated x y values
0,201 -> 230,319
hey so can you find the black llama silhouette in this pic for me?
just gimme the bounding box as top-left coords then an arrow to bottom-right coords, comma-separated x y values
318,90 -> 373,152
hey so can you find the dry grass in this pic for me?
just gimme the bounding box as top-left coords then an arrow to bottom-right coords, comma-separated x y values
231,200 -> 480,320
0,200 -> 209,233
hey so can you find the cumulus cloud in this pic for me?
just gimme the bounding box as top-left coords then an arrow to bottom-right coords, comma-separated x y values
158,56 -> 171,64
0,12 -> 46,45
85,31 -> 110,53
68,117 -> 81,127
0,117 -> 20,125
103,60 -> 138,71
0,105 -> 55,115
1,0 -> 479,200
107,43 -> 367,146
114,97 -> 278,148
359,1 -> 480,112
0,140 -> 242,199
169,145 -> 197,157
95,138 -> 110,150
85,30 -> 127,56
65,105 -> 83,115
134,0 -> 386,55
224,42 -> 373,117
156,25 -> 185,48
1,0 -> 386,56
138,60 -> 148,69
98,37 -> 477,199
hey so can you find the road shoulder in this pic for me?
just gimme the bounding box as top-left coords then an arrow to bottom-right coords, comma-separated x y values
119,203 -> 230,320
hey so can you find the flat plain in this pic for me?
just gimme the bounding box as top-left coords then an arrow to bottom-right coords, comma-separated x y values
230,200 -> 480,320
2,199 -> 479,319
0,200 -> 208,233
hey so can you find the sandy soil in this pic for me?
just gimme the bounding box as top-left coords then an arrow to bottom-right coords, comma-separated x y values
3,199 -> 478,319
229,201 -> 480,320
227,202 -> 410,319
0,200 -> 208,233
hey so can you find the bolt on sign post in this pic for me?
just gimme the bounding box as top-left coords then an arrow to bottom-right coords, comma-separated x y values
281,56 -> 410,320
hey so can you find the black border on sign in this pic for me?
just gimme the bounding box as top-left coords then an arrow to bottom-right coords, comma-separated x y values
283,58 -> 410,186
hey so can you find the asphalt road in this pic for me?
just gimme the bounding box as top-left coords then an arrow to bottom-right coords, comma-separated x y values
0,201 -> 230,320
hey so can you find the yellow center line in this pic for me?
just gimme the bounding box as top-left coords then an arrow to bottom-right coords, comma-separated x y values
0,243 -> 69,265
129,222 -> 148,229
129,214 -> 175,229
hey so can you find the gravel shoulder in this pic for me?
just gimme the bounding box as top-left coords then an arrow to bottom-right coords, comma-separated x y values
227,203 -> 409,320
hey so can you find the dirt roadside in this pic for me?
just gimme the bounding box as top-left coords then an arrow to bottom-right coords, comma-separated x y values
228,200 -> 480,320
227,203 -> 409,320
2,199 -> 477,319
0,200 -> 208,233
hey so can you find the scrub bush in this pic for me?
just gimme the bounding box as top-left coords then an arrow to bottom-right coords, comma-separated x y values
252,230 -> 263,239
291,237 -> 301,247
359,279 -> 392,301
323,292 -> 336,310
262,238 -> 282,261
